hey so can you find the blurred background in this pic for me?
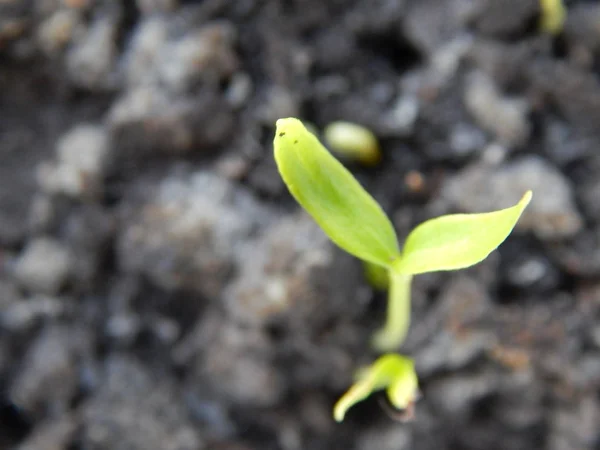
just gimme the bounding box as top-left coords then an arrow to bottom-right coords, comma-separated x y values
1,0 -> 599,449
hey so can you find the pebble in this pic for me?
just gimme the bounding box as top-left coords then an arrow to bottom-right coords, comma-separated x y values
505,255 -> 559,291
449,122 -> 487,156
0,295 -> 65,332
193,321 -> 284,406
66,15 -> 118,90
381,94 -> 419,137
464,71 -> 530,148
417,330 -> 494,376
122,17 -> 169,87
222,212 -> 366,330
80,356 -> 203,450
118,171 -> 272,297
9,326 -> 79,416
105,313 -> 141,345
15,416 -> 77,450
124,18 -> 238,93
356,425 -> 412,450
474,0 -> 539,37
548,398 -> 600,450
108,86 -> 234,156
13,238 -> 73,295
37,124 -> 110,198
564,4 -> 600,55
37,9 -> 83,55
157,21 -> 238,92
135,0 -> 177,15
428,371 -> 497,415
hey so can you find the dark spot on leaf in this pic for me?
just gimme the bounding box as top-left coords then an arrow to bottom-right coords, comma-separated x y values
279,132 -> 286,137
294,140 -> 298,144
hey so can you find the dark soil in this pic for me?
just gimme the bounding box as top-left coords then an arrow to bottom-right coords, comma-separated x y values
1,0 -> 600,449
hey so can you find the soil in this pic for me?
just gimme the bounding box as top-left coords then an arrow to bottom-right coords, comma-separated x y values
1,0 -> 600,449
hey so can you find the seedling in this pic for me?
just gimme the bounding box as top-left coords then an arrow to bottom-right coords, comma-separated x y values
323,121 -> 382,166
539,0 -> 566,35
333,354 -> 418,422
273,117 -> 531,421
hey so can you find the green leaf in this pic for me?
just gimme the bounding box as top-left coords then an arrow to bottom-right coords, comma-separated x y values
396,191 -> 532,275
274,118 -> 400,268
333,354 -> 418,422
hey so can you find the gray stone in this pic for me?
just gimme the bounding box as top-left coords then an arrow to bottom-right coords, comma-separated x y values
13,237 -> 73,294
80,356 -> 203,450
464,71 -> 530,148
123,18 -> 238,93
428,371 -> 497,416
543,117 -> 591,166
135,0 -> 177,15
255,85 -> 300,126
410,275 -> 495,368
122,17 -> 169,87
118,171 -> 271,297
157,21 -> 238,93
548,398 -> 600,450
381,94 -> 419,137
105,313 -> 141,345
224,213 -> 331,325
9,326 -> 80,416
16,416 -> 77,450
504,250 -> 560,292
37,124 -> 110,198
191,318 -> 284,407
403,0 -> 477,55
356,424 -> 412,450
449,122 -> 487,156
527,60 -> 600,138
224,212 -> 364,331
37,9 -> 84,55
66,15 -> 118,91
564,4 -> 600,55
108,86 -> 234,156
473,0 -> 538,37
225,72 -> 253,108
417,330 -> 494,376
0,295 -> 66,332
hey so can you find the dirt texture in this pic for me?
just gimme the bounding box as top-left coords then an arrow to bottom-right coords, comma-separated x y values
1,0 -> 600,449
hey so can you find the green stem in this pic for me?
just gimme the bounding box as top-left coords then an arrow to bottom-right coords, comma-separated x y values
371,269 -> 413,352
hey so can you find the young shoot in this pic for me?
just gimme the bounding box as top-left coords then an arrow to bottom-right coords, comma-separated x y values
333,354 -> 418,423
323,121 -> 382,166
273,117 -> 532,420
539,0 -> 566,35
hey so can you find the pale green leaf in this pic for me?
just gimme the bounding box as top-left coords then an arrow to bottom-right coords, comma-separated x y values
274,117 -> 400,268
396,191 -> 532,275
333,354 -> 418,422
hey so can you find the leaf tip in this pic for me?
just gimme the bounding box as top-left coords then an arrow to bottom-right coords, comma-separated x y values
521,190 -> 533,208
275,117 -> 301,133
333,401 -> 347,423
